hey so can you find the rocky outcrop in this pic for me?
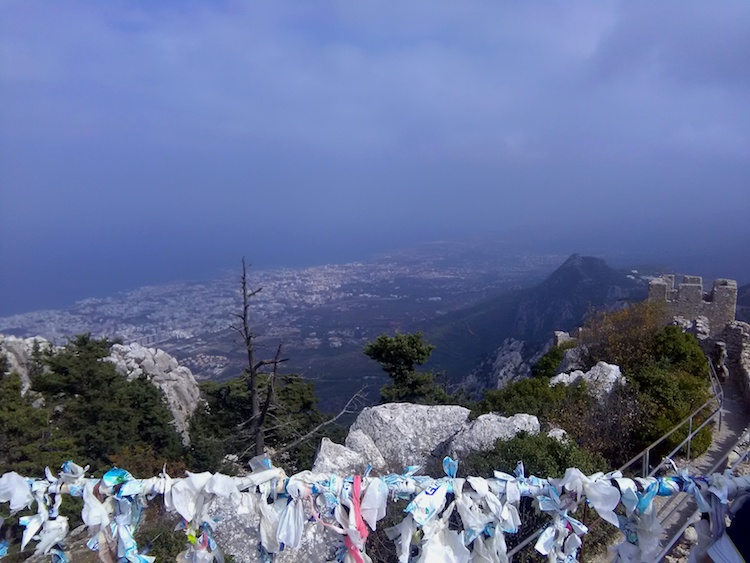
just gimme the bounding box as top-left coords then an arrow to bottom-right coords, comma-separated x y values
672,315 -> 711,341
349,403 -> 470,473
311,437 -> 369,475
557,344 -> 588,373
550,361 -> 625,401
0,335 -> 51,395
314,403 -> 540,475
344,429 -> 387,474
465,338 -> 549,395
108,343 -> 201,445
0,335 -> 200,446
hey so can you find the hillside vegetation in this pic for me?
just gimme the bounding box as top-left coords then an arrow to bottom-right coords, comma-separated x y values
474,301 -> 711,470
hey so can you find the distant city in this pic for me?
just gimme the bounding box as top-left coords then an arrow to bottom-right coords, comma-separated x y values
0,240 -> 566,385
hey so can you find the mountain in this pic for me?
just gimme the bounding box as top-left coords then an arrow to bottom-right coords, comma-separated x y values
422,254 -> 646,392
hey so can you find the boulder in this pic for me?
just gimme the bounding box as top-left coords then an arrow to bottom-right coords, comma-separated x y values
557,345 -> 588,373
447,413 -> 540,458
349,403 -> 470,473
311,438 -> 368,475
550,361 -> 625,400
345,429 -> 387,474
0,335 -> 51,395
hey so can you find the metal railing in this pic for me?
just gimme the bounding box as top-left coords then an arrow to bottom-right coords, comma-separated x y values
619,361 -> 723,479
507,359 -> 725,562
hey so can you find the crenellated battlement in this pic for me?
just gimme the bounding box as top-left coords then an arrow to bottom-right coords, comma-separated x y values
648,275 -> 737,336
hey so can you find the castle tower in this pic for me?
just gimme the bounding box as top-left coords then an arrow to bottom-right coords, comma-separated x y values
647,275 -> 738,336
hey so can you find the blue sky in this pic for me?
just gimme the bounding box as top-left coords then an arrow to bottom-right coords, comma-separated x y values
1,1 -> 749,314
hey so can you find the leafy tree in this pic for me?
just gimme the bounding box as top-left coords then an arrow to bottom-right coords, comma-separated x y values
364,331 -> 449,404
463,432 -> 605,479
474,377 -> 570,419
651,325 -> 708,377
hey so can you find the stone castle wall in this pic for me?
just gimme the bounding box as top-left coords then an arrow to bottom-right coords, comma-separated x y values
648,275 -> 737,336
719,321 -> 750,411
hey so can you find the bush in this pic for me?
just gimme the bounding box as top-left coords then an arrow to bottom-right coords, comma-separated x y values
581,301 -> 667,374
474,377 -> 570,419
531,342 -> 576,379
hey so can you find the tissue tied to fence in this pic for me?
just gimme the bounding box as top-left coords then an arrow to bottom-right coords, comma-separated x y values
1,459 -> 749,563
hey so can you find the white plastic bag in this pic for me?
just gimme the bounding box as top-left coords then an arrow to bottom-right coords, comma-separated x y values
0,472 -> 34,513
418,503 -> 470,563
385,514 -> 417,563
406,481 -> 449,526
360,478 -> 388,531
277,498 -> 305,549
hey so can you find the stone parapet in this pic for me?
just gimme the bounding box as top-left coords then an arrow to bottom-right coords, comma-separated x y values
649,275 -> 738,336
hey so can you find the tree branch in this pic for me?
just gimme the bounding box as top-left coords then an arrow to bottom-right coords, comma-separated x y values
270,388 -> 367,459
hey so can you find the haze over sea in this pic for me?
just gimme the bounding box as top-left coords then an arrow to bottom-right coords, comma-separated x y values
2,1 -> 749,316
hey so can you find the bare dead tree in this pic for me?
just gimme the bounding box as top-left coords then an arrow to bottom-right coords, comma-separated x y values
230,258 -> 288,457
230,258 -> 368,461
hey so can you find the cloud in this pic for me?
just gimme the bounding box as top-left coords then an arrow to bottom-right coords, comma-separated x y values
0,0 -> 748,313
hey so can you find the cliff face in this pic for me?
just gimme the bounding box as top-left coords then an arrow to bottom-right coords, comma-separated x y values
0,335 -> 201,445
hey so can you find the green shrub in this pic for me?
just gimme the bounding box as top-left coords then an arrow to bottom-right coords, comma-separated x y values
531,341 -> 576,379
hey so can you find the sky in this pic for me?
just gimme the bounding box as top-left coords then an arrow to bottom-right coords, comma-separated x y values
1,1 -> 749,315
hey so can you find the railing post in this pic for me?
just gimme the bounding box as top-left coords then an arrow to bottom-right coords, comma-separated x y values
687,417 -> 692,464
643,449 -> 650,478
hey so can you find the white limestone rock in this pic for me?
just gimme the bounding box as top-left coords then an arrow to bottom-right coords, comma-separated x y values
550,361 -> 625,400
311,437 -> 368,475
553,331 -> 576,347
345,429 -> 388,474
486,338 -> 531,388
557,345 -> 588,373
547,427 -> 569,444
0,335 -> 52,396
349,403 -> 471,473
447,413 -> 540,458
108,343 -> 201,445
